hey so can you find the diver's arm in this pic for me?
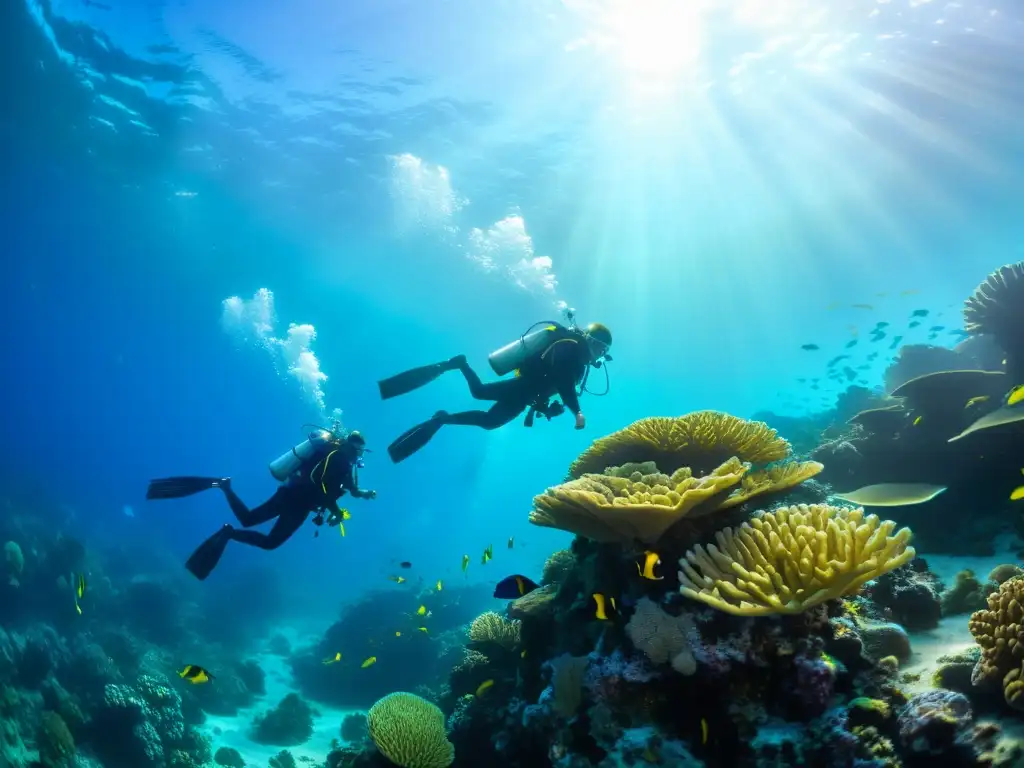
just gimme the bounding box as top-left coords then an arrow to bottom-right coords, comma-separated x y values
549,342 -> 584,423
340,463 -> 377,500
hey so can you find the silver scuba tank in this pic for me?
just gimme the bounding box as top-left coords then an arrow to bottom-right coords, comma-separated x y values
268,430 -> 333,481
488,323 -> 567,377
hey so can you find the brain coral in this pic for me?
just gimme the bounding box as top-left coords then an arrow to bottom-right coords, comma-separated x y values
968,577 -> 1024,709
367,692 -> 454,768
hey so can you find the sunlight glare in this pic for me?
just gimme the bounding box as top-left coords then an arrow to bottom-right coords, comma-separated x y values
588,0 -> 707,87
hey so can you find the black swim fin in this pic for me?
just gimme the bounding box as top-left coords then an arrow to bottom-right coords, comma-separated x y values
185,525 -> 233,581
378,357 -> 463,400
387,412 -> 447,463
146,477 -> 227,500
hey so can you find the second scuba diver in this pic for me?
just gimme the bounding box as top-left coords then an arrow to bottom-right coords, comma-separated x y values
145,423 -> 376,580
378,312 -> 613,463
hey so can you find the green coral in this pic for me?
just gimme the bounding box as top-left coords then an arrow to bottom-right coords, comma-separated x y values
37,711 -> 75,767
367,692 -> 454,768
214,746 -> 245,767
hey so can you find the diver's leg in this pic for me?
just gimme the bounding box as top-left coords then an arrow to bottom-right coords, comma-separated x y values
222,486 -> 291,527
441,398 -> 528,430
453,361 -> 524,402
227,507 -> 309,550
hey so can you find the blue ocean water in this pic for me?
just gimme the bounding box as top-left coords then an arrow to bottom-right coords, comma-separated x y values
2,1 -> 1024,765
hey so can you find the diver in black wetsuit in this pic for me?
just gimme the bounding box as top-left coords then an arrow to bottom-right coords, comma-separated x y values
146,430 -> 376,580
379,318 -> 613,463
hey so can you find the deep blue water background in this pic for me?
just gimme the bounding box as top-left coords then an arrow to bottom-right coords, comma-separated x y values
3,0 -> 1024,626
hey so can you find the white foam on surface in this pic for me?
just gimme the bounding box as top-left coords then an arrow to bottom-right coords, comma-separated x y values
199,650 -> 363,765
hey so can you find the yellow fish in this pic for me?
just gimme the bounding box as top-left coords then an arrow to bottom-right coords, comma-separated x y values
388,575 -> 406,584
481,553 -> 488,565
482,544 -> 493,563
593,593 -> 617,621
701,717 -> 709,745
1008,385 -> 1024,407
395,631 -> 402,637
436,580 -> 443,592
462,554 -> 470,574
417,627 -> 429,634
322,652 -> 342,665
475,679 -> 494,697
507,537 -> 514,549
521,649 -> 527,659
361,656 -> 377,669
913,415 -> 923,426
965,396 -> 990,409
1011,484 -> 1024,502
416,605 -> 428,617
338,521 -> 345,537
179,665 -> 213,684
75,573 -> 86,601
636,551 -> 663,581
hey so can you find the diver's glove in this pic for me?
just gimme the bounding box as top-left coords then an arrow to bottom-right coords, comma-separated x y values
544,400 -> 566,419
362,489 -> 377,500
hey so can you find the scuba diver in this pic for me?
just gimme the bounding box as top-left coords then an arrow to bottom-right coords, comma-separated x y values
378,310 -> 613,463
145,422 -> 376,580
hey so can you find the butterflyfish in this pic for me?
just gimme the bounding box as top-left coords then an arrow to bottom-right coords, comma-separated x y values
636,551 -> 663,581
361,656 -> 377,668
179,665 -> 213,684
592,593 -> 617,621
416,605 -> 429,616
493,574 -> 540,599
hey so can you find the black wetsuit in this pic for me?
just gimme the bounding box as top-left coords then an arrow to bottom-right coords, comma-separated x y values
220,453 -> 370,550
441,336 -> 588,429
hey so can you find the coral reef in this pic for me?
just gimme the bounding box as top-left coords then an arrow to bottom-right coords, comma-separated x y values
968,577 -> 1024,709
251,692 -> 316,746
863,559 -> 943,630
367,691 -> 454,768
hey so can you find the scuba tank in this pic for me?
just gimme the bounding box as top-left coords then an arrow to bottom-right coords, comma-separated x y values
268,418 -> 343,481
488,321 -> 571,377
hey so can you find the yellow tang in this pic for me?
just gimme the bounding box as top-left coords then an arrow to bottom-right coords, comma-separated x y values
416,604 -> 428,616
436,580 -> 443,592
361,656 -> 377,669
475,679 -> 494,697
1009,385 -> 1024,407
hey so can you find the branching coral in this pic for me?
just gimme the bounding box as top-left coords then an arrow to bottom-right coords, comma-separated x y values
624,597 -> 698,674
529,458 -> 748,544
677,504 -> 916,616
567,411 -> 792,479
968,578 -> 1024,709
468,612 -> 521,650
367,692 -> 454,768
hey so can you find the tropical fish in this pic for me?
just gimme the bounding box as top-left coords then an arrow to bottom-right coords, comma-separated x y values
874,321 -> 890,328
462,554 -> 470,573
475,679 -> 494,697
910,308 -> 929,317
416,605 -> 429,616
521,649 -> 527,659
834,483 -> 947,506
417,627 -> 429,633
592,593 -> 617,621
1008,385 -> 1024,407
436,580 -> 443,592
494,574 -> 540,599
636,551 -> 663,581
1011,477 -> 1024,502
399,561 -> 412,569
889,335 -> 903,350
965,396 -> 990,409
801,344 -> 820,351
74,573 -> 86,614
179,665 -> 213,684
395,631 -> 402,637
852,304 -> 874,310
929,326 -> 945,332
701,718 -> 709,745
507,537 -> 514,549
361,656 -> 377,669
388,575 -> 406,584
844,339 -> 858,349
909,321 -> 921,329
483,545 -> 494,562
900,289 -> 919,296
322,652 -> 342,665
912,416 -> 922,426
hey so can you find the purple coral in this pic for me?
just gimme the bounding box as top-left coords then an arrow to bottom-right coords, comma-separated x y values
897,689 -> 973,756
790,653 -> 838,717
583,649 -> 659,704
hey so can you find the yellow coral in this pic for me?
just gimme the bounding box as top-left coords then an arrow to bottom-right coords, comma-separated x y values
468,611 -> 521,650
717,460 -> 824,510
677,504 -> 915,616
968,579 -> 1024,710
367,692 -> 454,768
568,411 -> 791,479
529,458 -> 748,544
